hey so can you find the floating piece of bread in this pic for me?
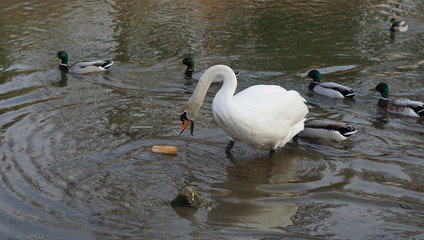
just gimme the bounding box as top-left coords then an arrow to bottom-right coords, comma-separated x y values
152,145 -> 178,154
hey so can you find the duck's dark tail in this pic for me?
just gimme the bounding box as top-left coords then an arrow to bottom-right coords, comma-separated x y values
101,60 -> 114,69
341,91 -> 356,98
412,106 -> 424,117
338,126 -> 357,137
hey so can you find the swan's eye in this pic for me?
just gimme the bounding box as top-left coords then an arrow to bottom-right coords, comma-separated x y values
180,112 -> 188,122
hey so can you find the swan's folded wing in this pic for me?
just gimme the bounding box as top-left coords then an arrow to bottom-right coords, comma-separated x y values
234,85 -> 308,124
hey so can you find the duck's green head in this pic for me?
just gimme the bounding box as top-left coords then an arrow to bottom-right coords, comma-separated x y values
389,18 -> 397,27
308,70 -> 321,83
375,82 -> 389,98
182,57 -> 195,70
56,51 -> 68,64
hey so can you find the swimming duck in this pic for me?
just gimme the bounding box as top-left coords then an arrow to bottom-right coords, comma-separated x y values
55,51 -> 113,74
182,57 -> 208,81
181,57 -> 239,81
297,119 -> 357,142
307,70 -> 356,98
389,18 -> 408,32
179,65 -> 309,157
372,82 -> 423,117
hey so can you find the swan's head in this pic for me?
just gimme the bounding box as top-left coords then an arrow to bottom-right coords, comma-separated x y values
179,65 -> 236,135
307,70 -> 321,83
179,100 -> 197,135
179,112 -> 194,135
182,57 -> 195,70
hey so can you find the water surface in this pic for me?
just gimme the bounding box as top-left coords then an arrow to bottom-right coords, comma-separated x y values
1,0 -> 424,239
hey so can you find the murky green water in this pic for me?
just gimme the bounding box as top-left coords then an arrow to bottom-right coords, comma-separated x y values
1,0 -> 424,239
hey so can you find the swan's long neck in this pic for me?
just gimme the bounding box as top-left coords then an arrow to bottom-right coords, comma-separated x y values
215,70 -> 237,104
184,65 -> 237,120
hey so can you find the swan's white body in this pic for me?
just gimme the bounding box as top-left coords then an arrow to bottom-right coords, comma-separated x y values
181,65 -> 309,153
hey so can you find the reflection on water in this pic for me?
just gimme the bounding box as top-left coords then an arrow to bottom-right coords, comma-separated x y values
1,0 -> 424,239
208,152 -> 300,236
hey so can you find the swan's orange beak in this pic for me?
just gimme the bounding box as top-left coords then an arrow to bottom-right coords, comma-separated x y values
179,112 -> 194,135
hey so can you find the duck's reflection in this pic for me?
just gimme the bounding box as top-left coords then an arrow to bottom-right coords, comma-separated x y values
58,70 -> 68,87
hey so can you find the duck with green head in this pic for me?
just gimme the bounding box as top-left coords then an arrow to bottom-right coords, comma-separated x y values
181,57 -> 207,81
307,70 -> 355,98
181,57 -> 239,82
55,51 -> 113,74
372,82 -> 423,117
297,119 -> 357,142
389,18 -> 408,32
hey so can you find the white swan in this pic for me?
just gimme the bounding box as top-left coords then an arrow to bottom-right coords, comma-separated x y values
179,65 -> 309,157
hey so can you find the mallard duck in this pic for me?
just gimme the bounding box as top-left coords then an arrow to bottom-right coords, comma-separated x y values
297,119 -> 357,142
181,57 -> 208,81
181,57 -> 239,81
307,70 -> 356,98
372,82 -> 423,117
389,18 -> 408,32
55,51 -> 113,74
179,65 -> 309,157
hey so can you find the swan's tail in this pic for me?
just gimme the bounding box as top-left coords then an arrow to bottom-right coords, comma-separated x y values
284,118 -> 306,144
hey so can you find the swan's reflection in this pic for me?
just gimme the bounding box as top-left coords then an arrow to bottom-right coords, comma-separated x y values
207,149 -> 302,233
